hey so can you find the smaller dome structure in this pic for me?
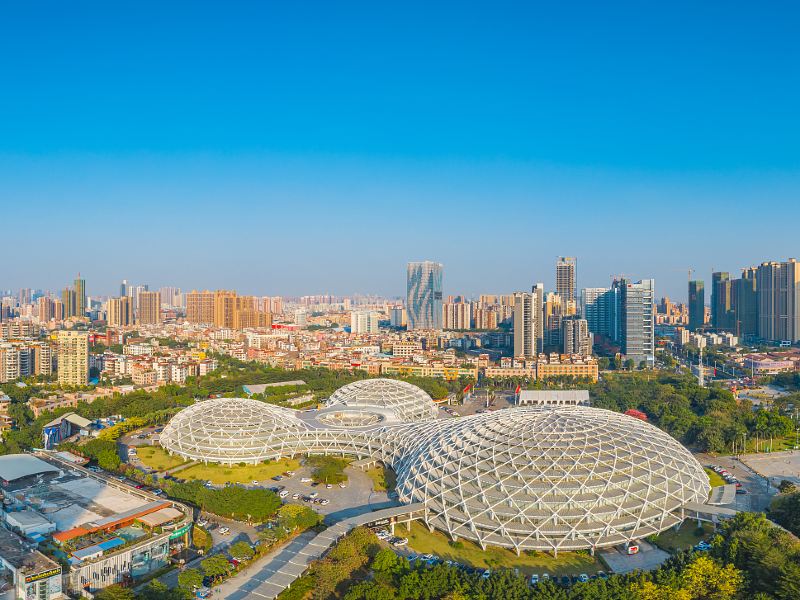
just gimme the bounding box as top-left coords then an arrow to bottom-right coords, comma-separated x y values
160,398 -> 308,465
326,378 -> 437,422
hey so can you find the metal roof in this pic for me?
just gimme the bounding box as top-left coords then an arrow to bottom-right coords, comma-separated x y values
0,454 -> 59,482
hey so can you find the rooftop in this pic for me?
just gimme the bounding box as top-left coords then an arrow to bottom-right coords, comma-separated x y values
0,454 -> 59,483
0,526 -> 60,574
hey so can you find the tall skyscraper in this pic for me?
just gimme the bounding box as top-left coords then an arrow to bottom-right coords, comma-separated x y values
107,296 -> 132,327
562,316 -> 591,356
61,287 -> 75,318
406,261 -> 443,330
711,272 -> 734,331
688,280 -> 705,331
58,330 -> 89,386
756,259 -> 800,343
556,257 -> 577,304
614,278 -> 655,365
137,291 -> 162,325
513,284 -> 544,358
73,274 -> 86,317
733,267 -> 758,338
120,279 -> 128,297
581,287 -> 618,339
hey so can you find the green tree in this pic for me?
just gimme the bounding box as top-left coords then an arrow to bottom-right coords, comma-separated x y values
94,585 -> 135,600
230,540 -> 255,560
201,554 -> 231,580
177,568 -> 204,590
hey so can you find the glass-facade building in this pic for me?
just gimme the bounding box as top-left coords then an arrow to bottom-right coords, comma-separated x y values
407,261 -> 443,330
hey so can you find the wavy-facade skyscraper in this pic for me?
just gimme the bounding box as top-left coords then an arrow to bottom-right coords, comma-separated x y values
406,261 -> 443,330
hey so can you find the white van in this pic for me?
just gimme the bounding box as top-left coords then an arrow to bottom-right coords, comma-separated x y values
279,490 -> 289,498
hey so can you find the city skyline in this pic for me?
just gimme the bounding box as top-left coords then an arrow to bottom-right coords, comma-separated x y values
2,3 -> 799,298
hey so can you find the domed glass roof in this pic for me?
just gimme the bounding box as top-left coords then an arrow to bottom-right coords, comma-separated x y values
326,378 -> 437,422
159,398 -> 308,464
394,406 -> 709,552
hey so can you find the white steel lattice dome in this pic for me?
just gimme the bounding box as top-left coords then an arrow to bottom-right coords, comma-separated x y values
159,398 -> 309,465
325,378 -> 437,422
393,406 -> 710,553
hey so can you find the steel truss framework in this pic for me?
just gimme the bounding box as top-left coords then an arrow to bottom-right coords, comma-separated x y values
160,397 -> 709,554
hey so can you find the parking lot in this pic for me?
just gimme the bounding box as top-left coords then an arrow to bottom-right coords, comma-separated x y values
697,453 -> 774,512
600,541 -> 670,574
741,450 -> 800,491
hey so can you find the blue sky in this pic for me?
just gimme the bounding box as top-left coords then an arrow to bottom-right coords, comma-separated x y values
1,1 -> 798,299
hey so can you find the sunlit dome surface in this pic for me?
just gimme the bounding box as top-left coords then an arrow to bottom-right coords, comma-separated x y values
393,406 -> 710,553
325,378 -> 437,422
159,398 -> 309,464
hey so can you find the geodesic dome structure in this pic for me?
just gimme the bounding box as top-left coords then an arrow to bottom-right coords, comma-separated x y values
159,398 -> 309,464
325,378 -> 437,422
393,406 -> 710,553
160,387 -> 710,553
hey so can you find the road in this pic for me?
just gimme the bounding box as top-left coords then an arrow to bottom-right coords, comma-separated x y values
696,453 -> 774,512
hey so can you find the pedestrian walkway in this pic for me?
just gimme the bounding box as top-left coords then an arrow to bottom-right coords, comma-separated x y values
218,502 -> 426,599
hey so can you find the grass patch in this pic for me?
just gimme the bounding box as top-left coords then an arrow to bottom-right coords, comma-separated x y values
306,455 -> 349,484
136,446 -> 187,471
364,465 -> 396,492
705,467 -> 727,487
650,521 -> 714,553
178,458 -> 301,485
401,522 -> 603,576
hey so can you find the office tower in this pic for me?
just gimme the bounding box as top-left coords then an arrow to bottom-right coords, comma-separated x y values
107,297 -> 132,327
711,272 -> 734,331
58,330 -> 89,386
688,280 -> 705,331
73,274 -> 86,317
613,278 -> 655,365
756,259 -> 800,343
351,311 -> 380,334
186,290 -> 216,323
406,261 -> 444,330
543,292 -> 563,347
137,291 -> 161,325
733,267 -> 758,338
442,301 -> 472,330
556,257 -> 577,304
120,279 -> 128,297
562,316 -> 591,356
581,287 -> 618,339
513,285 -> 544,358
390,307 -> 407,328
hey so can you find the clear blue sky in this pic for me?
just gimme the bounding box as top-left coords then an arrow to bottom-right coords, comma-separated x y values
1,1 -> 798,300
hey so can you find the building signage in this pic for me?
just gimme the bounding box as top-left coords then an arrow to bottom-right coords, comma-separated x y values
25,567 -> 61,583
169,524 -> 191,539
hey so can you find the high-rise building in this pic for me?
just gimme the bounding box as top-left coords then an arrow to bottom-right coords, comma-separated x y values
711,272 -> 734,331
186,290 -> 215,324
442,301 -> 472,330
474,307 -> 498,330
120,279 -> 128,297
37,297 -> 55,322
137,291 -> 162,325
513,285 -> 544,358
61,287 -> 76,318
350,311 -> 380,334
581,287 -> 618,339
556,257 -> 577,304
390,307 -> 407,328
159,287 -> 182,307
756,259 -> 800,343
73,274 -> 86,317
562,316 -> 591,356
406,261 -> 443,330
214,290 -> 238,329
688,280 -> 705,331
107,297 -> 132,327
57,330 -> 89,386
614,278 -> 655,365
733,267 -> 758,338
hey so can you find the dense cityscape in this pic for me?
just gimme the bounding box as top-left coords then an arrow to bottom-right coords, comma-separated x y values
2,3 -> 800,600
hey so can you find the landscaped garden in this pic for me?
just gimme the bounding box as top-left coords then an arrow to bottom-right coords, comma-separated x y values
178,458 -> 301,485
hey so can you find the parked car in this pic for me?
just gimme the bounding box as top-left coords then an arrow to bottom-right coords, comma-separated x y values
481,570 -> 491,580
578,574 -> 589,583
197,520 -> 209,527
301,477 -> 313,483
218,527 -> 230,535
530,574 -> 539,585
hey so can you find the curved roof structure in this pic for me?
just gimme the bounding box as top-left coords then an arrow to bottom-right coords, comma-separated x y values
159,398 -> 309,464
160,386 -> 709,553
393,406 -> 709,553
326,378 -> 437,422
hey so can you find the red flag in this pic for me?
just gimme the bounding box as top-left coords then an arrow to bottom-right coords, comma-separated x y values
463,384 -> 472,394
515,384 -> 521,394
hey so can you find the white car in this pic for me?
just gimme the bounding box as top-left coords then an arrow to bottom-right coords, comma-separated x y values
338,482 -> 347,489
301,478 -> 313,483
219,527 -> 230,535
326,484 -> 333,489
279,490 -> 289,498
197,520 -> 209,527
392,538 -> 408,547
252,480 -> 259,485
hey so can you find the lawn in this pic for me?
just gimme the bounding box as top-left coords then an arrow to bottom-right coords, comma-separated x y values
177,458 -> 301,485
136,446 -> 187,471
365,465 -> 396,492
704,467 -> 726,487
400,522 -> 603,577
650,521 -> 715,553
